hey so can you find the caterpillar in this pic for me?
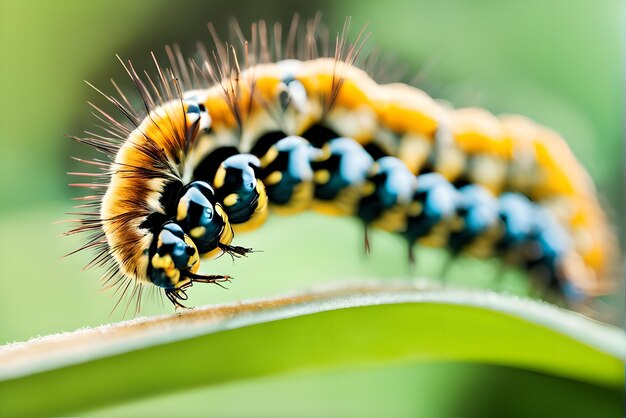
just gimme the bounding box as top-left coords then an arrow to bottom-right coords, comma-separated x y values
67,16 -> 615,312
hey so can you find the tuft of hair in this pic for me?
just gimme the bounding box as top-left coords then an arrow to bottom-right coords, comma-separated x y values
66,55 -> 196,315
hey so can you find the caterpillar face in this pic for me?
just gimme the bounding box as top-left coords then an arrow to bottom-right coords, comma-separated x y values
147,222 -> 199,289
68,16 -> 616,312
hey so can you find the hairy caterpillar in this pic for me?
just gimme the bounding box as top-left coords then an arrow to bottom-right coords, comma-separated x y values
67,16 -> 615,312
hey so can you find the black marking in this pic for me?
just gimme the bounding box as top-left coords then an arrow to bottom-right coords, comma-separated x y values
139,212 -> 171,232
261,152 -> 295,205
403,174 -> 457,245
279,89 -> 291,111
250,130 -> 287,158
451,176 -> 471,190
311,154 -> 346,200
363,142 -> 387,160
301,124 -> 339,148
356,171 -> 389,223
138,179 -> 184,232
193,146 -> 239,184
160,179 -> 184,216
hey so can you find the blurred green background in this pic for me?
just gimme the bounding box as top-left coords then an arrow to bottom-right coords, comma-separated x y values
0,0 -> 623,416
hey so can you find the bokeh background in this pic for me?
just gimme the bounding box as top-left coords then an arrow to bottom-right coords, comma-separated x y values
0,0 -> 623,416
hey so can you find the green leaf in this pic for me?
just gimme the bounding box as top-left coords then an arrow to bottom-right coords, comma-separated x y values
0,282 -> 624,417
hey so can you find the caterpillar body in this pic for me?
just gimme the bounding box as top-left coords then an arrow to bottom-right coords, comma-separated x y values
68,17 -> 614,311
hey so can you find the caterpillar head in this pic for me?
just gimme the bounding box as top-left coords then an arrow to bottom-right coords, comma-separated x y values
147,222 -> 199,290
147,221 -> 232,309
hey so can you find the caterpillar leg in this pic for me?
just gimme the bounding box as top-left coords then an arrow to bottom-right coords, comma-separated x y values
364,226 -> 371,254
218,243 -> 254,259
407,244 -> 416,265
165,273 -> 232,310
165,287 -> 191,310
182,271 -> 232,287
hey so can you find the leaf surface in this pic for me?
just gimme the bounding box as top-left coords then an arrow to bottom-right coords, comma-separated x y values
0,282 -> 623,417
